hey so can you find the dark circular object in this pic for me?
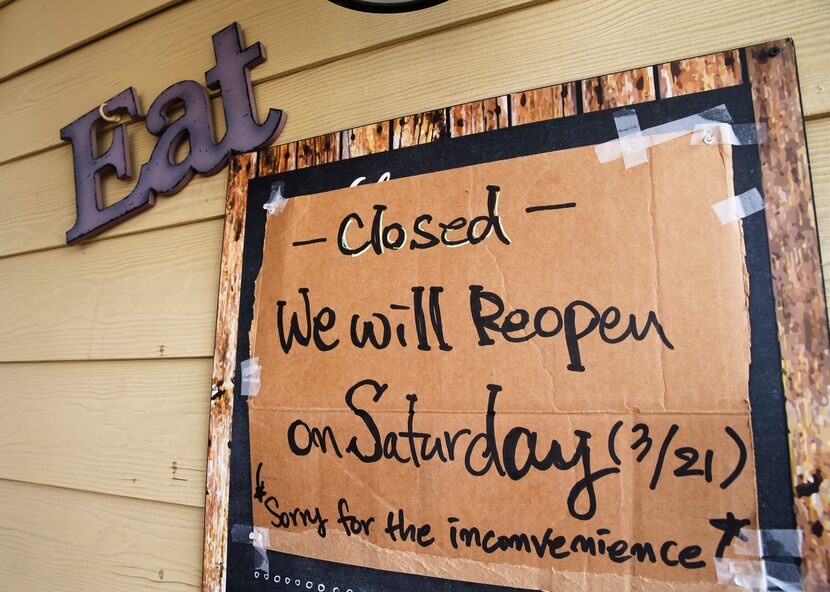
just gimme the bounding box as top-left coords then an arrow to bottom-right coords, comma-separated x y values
768,46 -> 781,57
328,0 -> 448,13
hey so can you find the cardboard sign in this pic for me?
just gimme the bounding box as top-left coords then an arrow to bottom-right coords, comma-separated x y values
204,42 -> 826,592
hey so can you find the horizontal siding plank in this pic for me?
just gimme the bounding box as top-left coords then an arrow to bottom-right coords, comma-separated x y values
0,479 -> 202,591
0,130 -> 225,258
240,0 -> 830,137
0,0 -> 827,165
810,117 -> 830,302
0,358 -> 211,507
3,2 -> 830,258
0,0 -> 183,81
0,218 -> 223,361
0,119 -> 827,363
0,0 -> 543,164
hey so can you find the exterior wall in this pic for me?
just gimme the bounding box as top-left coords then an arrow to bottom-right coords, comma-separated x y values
0,0 -> 827,589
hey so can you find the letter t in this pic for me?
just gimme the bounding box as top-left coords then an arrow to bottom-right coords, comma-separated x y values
205,22 -> 285,152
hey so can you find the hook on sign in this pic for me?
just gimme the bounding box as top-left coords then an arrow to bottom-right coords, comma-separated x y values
98,102 -> 123,124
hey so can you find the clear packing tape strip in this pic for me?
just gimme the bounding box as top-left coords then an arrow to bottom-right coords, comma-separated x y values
240,357 -> 261,398
231,524 -> 270,573
711,188 -> 766,225
595,104 -> 766,168
231,524 -> 349,591
716,528 -> 804,590
264,181 -> 288,215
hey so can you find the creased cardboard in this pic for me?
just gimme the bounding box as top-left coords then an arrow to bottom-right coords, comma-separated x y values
245,137 -> 758,588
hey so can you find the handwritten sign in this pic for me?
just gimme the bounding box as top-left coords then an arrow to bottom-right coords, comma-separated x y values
217,81 -> 799,591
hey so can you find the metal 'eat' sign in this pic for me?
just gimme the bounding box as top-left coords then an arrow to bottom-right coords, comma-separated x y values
59,23 -> 284,244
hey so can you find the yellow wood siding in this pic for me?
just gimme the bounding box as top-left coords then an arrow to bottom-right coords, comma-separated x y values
0,0 -> 828,589
0,0 -> 184,81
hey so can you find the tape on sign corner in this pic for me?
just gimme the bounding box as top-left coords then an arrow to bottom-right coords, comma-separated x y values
761,529 -> 803,560
765,561 -> 804,592
716,558 -> 804,592
230,523 -> 253,544
716,527 -> 803,591
240,357 -> 261,397
231,524 -> 271,573
711,188 -> 765,225
250,526 -> 270,573
250,525 -> 271,549
731,528 -> 803,560
595,104 -> 736,165
263,181 -> 288,215
613,108 -> 648,169
690,122 -> 767,147
731,528 -> 764,558
715,558 -> 767,590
